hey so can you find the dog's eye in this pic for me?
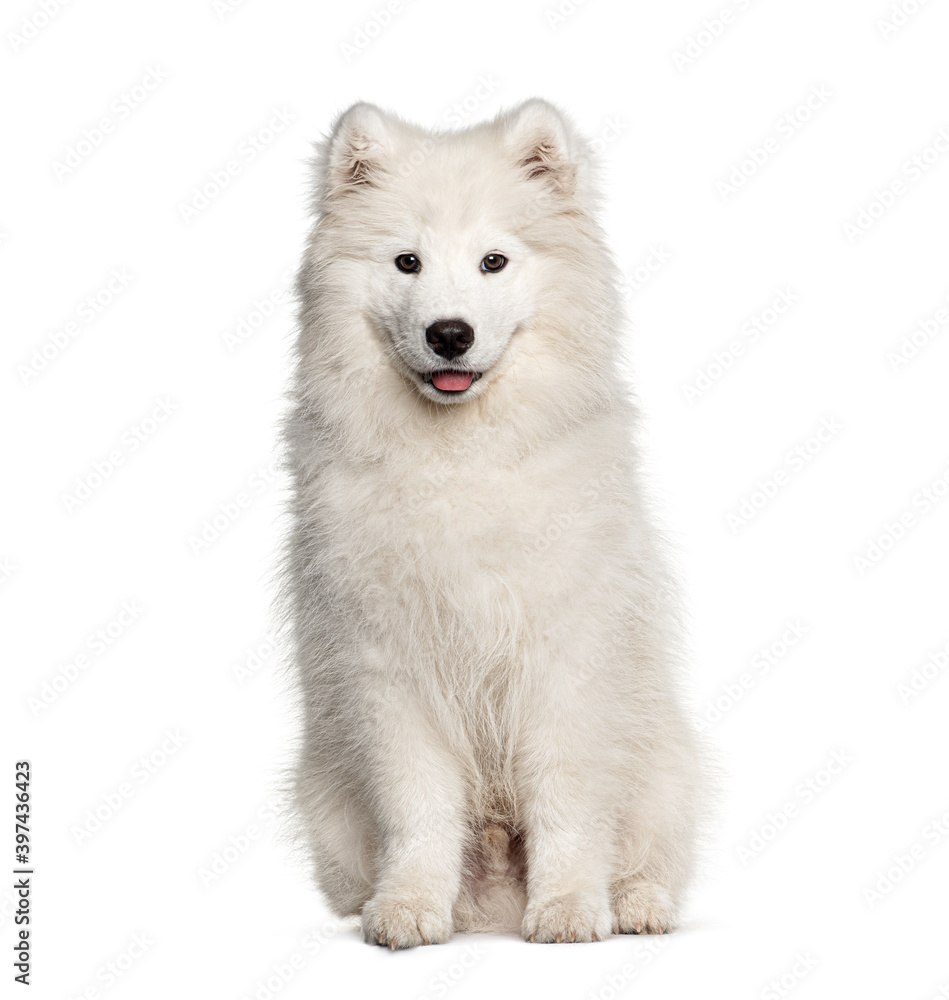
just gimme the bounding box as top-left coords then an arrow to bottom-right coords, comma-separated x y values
480,254 -> 507,273
395,253 -> 421,273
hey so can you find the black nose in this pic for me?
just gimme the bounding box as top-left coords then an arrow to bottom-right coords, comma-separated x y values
425,319 -> 474,360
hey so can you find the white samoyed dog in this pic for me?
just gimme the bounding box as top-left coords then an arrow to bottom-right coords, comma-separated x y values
283,99 -> 707,948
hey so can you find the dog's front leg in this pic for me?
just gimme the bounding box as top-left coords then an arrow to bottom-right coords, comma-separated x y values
358,680 -> 467,949
516,689 -> 616,943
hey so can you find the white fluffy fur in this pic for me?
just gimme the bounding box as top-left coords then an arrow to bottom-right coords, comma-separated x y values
282,99 -> 708,947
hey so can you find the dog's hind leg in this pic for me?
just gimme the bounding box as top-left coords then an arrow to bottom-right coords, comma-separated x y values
296,779 -> 376,918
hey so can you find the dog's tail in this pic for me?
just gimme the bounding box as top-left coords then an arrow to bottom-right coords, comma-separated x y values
453,824 -> 527,934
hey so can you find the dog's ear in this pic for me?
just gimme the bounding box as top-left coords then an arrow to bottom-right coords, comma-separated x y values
323,102 -> 394,196
502,99 -> 579,197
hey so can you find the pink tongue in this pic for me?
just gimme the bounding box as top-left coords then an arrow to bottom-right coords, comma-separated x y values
431,370 -> 474,392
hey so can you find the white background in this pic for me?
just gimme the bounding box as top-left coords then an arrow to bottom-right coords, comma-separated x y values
3,0 -> 949,997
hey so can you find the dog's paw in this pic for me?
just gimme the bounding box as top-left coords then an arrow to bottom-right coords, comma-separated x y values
522,894 -> 612,943
362,896 -> 453,949
611,881 -> 676,935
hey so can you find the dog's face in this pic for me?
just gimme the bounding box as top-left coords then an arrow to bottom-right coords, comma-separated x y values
318,101 -> 587,404
359,179 -> 536,404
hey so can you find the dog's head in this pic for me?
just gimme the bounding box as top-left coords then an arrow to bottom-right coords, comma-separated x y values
309,100 -> 598,406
